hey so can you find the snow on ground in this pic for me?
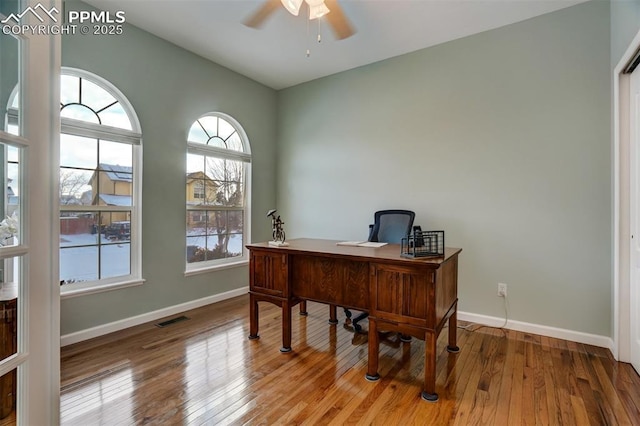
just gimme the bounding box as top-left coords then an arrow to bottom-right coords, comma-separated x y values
60,233 -> 243,282
60,233 -> 130,282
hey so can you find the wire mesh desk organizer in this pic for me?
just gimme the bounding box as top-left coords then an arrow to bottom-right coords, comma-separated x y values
401,229 -> 445,258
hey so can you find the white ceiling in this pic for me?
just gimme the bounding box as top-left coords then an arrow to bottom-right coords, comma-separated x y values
84,0 -> 587,90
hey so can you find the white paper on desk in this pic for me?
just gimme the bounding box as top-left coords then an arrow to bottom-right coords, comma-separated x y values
336,241 -> 366,246
356,242 -> 388,248
336,241 -> 388,248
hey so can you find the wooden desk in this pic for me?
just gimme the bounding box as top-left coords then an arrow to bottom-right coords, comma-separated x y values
0,283 -> 17,419
247,238 -> 462,402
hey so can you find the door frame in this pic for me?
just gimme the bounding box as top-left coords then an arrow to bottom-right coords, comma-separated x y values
27,0 -> 62,421
614,28 -> 640,363
0,0 -> 61,423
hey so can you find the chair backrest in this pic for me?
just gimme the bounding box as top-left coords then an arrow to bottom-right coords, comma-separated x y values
368,210 -> 415,243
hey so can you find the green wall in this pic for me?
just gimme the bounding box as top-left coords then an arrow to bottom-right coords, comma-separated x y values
277,1 -> 611,335
58,0 -> 618,339
611,0 -> 640,67
60,1 -> 277,334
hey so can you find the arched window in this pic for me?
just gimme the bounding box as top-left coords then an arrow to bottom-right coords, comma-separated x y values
9,68 -> 142,292
56,68 -> 142,293
186,113 -> 251,270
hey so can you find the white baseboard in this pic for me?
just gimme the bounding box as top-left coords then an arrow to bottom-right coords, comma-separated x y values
60,286 -> 249,347
458,311 -> 615,354
61,291 -> 615,355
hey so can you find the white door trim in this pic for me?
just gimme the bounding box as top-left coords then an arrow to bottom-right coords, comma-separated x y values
21,0 -> 61,423
614,28 -> 640,363
630,68 -> 640,373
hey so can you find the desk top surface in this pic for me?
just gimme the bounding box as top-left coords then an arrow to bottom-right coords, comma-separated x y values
247,238 -> 461,267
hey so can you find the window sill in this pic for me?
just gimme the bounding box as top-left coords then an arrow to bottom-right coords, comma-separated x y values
60,278 -> 146,300
184,259 -> 249,277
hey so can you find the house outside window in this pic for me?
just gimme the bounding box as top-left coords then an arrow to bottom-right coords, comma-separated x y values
186,113 -> 251,271
192,181 -> 206,199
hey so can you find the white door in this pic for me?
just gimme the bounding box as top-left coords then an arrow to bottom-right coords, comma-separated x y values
630,67 -> 640,375
0,0 -> 60,424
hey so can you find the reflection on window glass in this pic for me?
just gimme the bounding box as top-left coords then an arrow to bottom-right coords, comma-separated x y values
0,144 -> 21,247
0,368 -> 17,423
0,256 -> 20,422
0,279 -> 18,363
2,31 -> 20,137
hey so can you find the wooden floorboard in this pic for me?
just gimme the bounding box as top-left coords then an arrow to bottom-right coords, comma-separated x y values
58,295 -> 640,425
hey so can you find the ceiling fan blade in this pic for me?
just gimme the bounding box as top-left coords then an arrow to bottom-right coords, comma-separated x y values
324,0 -> 355,40
244,0 -> 282,28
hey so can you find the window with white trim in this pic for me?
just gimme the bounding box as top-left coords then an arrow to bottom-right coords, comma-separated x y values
186,113 -> 251,270
2,37 -> 24,307
6,68 -> 143,293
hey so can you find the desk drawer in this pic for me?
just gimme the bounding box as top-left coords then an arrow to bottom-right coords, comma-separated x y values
369,263 -> 434,328
250,251 -> 289,297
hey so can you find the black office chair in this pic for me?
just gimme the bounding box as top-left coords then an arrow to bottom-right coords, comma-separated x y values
345,209 -> 415,332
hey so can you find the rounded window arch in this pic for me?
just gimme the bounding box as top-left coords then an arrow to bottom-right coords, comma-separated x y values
186,112 -> 251,270
187,112 -> 251,154
59,68 -> 141,132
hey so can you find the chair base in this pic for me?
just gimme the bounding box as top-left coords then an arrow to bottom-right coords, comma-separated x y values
343,308 -> 368,332
352,311 -> 368,333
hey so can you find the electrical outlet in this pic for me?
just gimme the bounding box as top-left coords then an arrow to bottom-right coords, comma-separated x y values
497,283 -> 507,297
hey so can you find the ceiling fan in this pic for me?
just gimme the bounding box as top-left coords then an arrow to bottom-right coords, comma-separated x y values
244,0 -> 356,40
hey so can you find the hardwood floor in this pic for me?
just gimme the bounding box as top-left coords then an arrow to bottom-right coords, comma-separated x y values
60,295 -> 640,425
